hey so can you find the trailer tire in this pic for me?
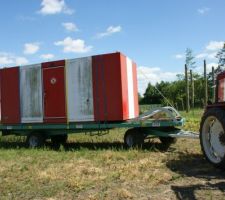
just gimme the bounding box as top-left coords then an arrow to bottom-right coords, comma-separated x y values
26,133 -> 45,148
200,108 -> 225,170
124,128 -> 144,148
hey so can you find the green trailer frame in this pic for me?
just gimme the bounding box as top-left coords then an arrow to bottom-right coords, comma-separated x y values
0,107 -> 199,148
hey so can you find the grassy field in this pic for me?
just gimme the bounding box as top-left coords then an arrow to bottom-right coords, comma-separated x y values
0,108 -> 225,200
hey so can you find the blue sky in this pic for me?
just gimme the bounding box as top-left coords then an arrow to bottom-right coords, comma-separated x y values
0,0 -> 224,94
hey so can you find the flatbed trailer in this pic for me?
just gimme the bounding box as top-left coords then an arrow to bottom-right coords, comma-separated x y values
0,107 -> 198,148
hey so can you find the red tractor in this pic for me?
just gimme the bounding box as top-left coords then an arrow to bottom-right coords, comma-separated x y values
200,71 -> 225,169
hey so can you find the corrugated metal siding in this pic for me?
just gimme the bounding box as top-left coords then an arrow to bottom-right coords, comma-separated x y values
92,53 -> 124,121
66,57 -> 94,122
20,64 -> 43,123
1,67 -> 20,124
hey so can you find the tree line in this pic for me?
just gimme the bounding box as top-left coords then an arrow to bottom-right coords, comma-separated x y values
139,43 -> 225,110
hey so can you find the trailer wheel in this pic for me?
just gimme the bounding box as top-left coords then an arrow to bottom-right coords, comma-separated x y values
26,133 -> 45,148
200,108 -> 225,169
124,128 -> 144,148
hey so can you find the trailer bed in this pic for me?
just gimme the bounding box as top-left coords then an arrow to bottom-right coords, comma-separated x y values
0,107 -> 199,148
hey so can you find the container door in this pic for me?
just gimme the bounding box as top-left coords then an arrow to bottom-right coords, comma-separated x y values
20,64 -> 43,123
0,67 -> 20,124
42,66 -> 66,123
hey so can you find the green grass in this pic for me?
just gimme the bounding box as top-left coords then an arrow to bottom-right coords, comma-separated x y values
0,108 -> 224,200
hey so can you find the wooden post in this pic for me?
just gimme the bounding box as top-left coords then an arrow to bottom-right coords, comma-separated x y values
190,69 -> 194,108
181,98 -> 184,111
175,103 -> 178,110
204,60 -> 208,106
185,64 -> 189,112
212,66 -> 215,102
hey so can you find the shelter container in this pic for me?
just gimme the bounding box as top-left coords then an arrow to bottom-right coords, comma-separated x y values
0,52 -> 139,124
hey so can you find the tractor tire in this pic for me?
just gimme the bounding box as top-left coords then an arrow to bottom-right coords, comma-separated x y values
124,128 -> 144,148
26,133 -> 45,148
200,108 -> 225,170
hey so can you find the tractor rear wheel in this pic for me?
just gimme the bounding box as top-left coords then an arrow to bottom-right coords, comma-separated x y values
200,108 -> 225,170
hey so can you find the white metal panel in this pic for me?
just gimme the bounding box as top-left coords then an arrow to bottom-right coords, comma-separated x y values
126,57 -> 135,119
20,64 -> 43,123
66,57 -> 94,122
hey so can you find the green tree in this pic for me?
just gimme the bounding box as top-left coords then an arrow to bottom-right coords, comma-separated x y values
216,42 -> 225,73
138,92 -> 143,104
185,48 -> 196,69
141,83 -> 161,104
139,72 -> 212,109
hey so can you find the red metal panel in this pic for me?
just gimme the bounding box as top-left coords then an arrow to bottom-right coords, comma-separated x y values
218,78 -> 225,102
132,61 -> 139,116
42,60 -> 66,123
0,67 -> 20,124
120,53 -> 129,119
92,53 -> 124,121
217,71 -> 225,81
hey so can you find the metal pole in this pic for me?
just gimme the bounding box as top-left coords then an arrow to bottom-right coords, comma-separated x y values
185,64 -> 190,112
204,60 -> 208,106
190,69 -> 194,108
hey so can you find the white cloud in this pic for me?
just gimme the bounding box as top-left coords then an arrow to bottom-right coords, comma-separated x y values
62,22 -> 78,32
195,62 -> 218,74
0,53 -> 14,65
198,7 -> 210,15
24,43 -> 40,55
137,66 -> 179,95
97,25 -> 122,38
196,52 -> 217,60
206,41 -> 224,51
208,52 -> 217,59
195,41 -> 224,61
0,52 -> 29,67
174,54 -> 184,59
207,62 -> 218,70
39,0 -> 74,15
54,37 -> 93,53
196,53 -> 208,59
40,54 -> 55,60
15,57 -> 29,65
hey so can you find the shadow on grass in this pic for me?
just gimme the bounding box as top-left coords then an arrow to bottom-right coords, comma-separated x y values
171,182 -> 225,200
63,141 -> 172,151
166,153 -> 225,199
0,137 -> 172,152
